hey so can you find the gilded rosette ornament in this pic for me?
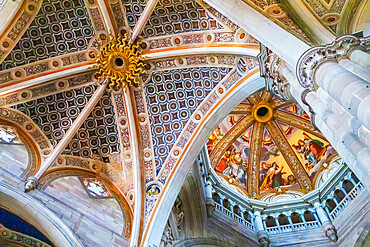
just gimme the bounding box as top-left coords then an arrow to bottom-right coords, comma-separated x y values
94,34 -> 147,90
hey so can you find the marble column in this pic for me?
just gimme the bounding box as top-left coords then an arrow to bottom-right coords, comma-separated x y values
297,35 -> 370,130
314,203 -> 338,242
350,50 -> 370,69
204,178 -> 215,217
254,211 -> 270,247
314,61 -> 370,130
259,45 -> 370,190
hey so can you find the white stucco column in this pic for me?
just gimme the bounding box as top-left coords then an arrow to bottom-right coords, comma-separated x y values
254,211 -> 269,247
314,61 -> 370,130
280,66 -> 370,190
297,35 -> 370,129
305,90 -> 370,186
350,50 -> 370,69
338,59 -> 370,82
204,178 -> 215,217
314,202 -> 338,242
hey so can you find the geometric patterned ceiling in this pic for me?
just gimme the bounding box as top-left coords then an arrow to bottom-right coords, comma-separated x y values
0,0 -> 359,245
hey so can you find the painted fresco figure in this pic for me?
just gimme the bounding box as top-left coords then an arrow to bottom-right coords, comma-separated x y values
215,150 -> 230,172
207,126 -> 223,153
259,162 -> 269,187
293,132 -> 330,170
260,162 -> 286,190
223,150 -> 247,186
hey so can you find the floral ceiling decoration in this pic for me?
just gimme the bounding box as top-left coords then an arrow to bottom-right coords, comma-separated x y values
93,33 -> 148,90
207,89 -> 337,199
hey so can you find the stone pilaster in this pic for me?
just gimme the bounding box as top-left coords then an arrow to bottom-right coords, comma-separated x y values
314,202 -> 338,242
204,178 -> 215,217
258,45 -> 292,101
254,211 -> 270,247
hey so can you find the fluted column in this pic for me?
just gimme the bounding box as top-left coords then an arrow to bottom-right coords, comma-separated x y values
254,211 -> 269,247
314,203 -> 338,242
338,59 -> 370,82
350,50 -> 370,69
314,61 -> 370,129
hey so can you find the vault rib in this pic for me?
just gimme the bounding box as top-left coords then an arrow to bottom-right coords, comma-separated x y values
265,120 -> 312,192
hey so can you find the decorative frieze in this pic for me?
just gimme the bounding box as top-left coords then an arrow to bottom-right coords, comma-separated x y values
258,45 -> 291,101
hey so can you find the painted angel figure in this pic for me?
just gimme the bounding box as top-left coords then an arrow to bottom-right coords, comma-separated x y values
293,133 -> 328,169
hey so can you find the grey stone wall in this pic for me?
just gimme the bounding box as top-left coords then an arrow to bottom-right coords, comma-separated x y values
0,144 -> 129,247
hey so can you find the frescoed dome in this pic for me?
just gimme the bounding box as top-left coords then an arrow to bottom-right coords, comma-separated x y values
207,89 -> 338,199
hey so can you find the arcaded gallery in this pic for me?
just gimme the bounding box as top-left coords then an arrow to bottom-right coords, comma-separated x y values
0,0 -> 368,246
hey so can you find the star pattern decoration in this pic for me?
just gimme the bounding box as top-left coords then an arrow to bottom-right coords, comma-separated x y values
93,33 -> 148,90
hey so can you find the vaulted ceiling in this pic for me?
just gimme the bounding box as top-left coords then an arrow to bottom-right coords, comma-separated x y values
0,0 -> 366,245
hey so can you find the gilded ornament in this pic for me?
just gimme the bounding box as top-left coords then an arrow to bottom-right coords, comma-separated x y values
94,33 -> 147,90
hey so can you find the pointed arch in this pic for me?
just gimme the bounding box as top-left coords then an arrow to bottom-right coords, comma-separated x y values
38,166 -> 133,239
0,183 -> 84,247
0,116 -> 44,178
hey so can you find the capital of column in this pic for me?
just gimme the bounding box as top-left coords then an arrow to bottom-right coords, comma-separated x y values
296,35 -> 369,91
258,45 -> 292,101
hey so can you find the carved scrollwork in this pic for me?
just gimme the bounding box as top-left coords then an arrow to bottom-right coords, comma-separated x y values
296,35 -> 370,90
160,222 -> 174,247
258,45 -> 291,101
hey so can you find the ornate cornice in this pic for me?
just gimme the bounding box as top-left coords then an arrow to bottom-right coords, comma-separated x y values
296,35 -> 370,90
258,44 -> 291,101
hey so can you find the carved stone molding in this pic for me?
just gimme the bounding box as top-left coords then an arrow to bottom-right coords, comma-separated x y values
257,230 -> 270,247
258,45 -> 291,101
0,223 -> 51,247
323,222 -> 338,242
296,35 -> 370,90
24,176 -> 38,192
160,222 -> 174,247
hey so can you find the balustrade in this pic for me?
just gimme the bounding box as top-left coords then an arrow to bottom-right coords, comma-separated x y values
211,175 -> 364,235
328,181 -> 364,220
214,202 -> 254,230
201,149 -> 364,238
265,221 -> 320,234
